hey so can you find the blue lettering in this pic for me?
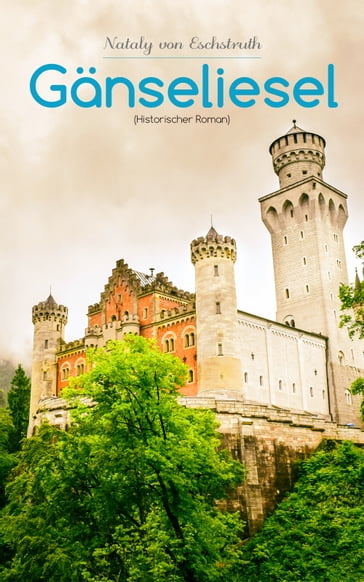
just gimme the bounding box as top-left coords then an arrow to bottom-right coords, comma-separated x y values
327,64 -> 338,108
293,77 -> 324,108
264,77 -> 289,107
139,77 -> 164,107
167,77 -> 198,107
71,67 -> 102,108
105,76 -> 136,107
229,77 -> 260,107
29,63 -> 67,107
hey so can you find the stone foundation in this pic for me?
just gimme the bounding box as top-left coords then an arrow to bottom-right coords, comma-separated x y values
182,398 -> 364,535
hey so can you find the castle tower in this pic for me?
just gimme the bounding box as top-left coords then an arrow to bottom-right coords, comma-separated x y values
259,123 -> 363,425
29,294 -> 68,433
191,227 -> 243,398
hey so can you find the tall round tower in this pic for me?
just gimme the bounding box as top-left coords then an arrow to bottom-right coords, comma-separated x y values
191,226 -> 242,398
29,294 -> 68,433
259,123 -> 363,426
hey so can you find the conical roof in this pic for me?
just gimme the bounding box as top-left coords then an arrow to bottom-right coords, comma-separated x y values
286,120 -> 305,134
44,294 -> 57,308
206,225 -> 219,240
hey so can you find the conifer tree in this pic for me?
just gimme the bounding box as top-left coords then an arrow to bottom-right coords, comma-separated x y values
7,365 -> 30,452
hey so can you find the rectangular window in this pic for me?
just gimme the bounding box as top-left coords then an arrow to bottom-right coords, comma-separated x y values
216,302 -> 221,314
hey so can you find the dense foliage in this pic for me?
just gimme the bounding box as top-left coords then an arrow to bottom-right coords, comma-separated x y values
241,440 -> 364,581
0,337 -> 245,582
339,241 -> 364,418
339,241 -> 364,339
0,409 -> 17,509
350,377 -> 364,421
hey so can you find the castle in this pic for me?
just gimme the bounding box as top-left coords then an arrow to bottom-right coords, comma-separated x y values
29,123 -> 364,436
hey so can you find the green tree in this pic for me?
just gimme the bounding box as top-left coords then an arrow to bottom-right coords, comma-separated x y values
0,337 -> 245,581
241,440 -> 364,581
7,365 -> 30,452
0,409 -> 17,508
339,242 -> 364,417
339,241 -> 364,339
349,376 -> 364,420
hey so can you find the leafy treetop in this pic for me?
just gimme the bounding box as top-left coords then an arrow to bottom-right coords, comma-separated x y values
0,336 -> 245,582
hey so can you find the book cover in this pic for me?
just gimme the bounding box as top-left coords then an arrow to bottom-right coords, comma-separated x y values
1,3 -> 364,576
1,0 -> 363,371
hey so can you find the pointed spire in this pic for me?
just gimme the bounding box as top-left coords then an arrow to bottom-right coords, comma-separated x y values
206,225 -> 219,241
45,294 -> 57,308
286,120 -> 305,134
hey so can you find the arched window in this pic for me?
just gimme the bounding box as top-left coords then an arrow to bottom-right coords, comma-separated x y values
163,335 -> 176,353
345,390 -> 352,405
76,361 -> 85,376
184,332 -> 195,348
188,369 -> 194,383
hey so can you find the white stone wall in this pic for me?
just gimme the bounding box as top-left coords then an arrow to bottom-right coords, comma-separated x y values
237,311 -> 329,417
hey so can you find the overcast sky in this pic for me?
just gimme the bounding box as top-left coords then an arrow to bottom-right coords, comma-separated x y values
1,0 -> 363,368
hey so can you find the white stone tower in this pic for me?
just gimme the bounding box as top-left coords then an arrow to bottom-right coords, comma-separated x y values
259,122 -> 363,425
191,226 -> 243,398
29,294 -> 68,433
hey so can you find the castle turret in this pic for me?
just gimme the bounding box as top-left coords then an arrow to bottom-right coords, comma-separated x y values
270,120 -> 326,189
191,226 -> 242,398
259,123 -> 363,425
29,294 -> 68,434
